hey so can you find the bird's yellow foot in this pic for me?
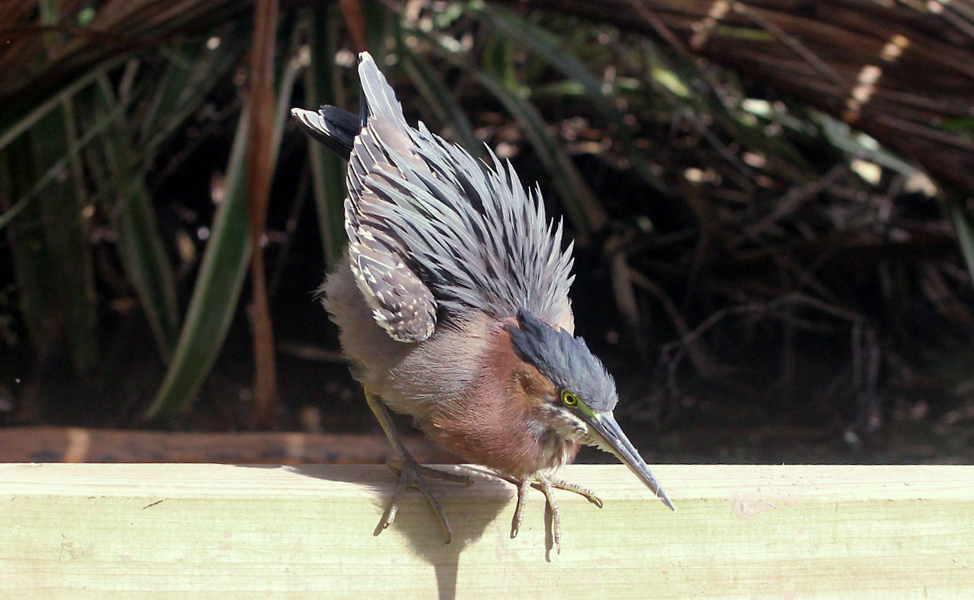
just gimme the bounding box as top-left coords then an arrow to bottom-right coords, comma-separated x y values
507,474 -> 603,553
376,459 -> 473,544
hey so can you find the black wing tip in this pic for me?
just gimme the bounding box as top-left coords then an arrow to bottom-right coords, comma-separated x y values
291,108 -> 329,142
291,106 -> 359,160
290,106 -> 316,125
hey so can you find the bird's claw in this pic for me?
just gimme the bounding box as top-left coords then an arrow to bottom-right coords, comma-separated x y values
549,477 -> 603,508
507,474 -> 603,554
505,473 -> 605,554
377,460 -> 472,544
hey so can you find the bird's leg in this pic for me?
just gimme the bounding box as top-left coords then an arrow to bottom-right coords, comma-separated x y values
364,389 -> 471,544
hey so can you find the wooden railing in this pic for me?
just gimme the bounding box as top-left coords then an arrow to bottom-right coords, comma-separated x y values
1,463 -> 971,598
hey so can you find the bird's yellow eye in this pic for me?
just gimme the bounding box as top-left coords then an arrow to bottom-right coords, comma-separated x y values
561,390 -> 579,406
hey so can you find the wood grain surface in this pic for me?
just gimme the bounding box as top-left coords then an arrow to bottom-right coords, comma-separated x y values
0,463 -> 971,598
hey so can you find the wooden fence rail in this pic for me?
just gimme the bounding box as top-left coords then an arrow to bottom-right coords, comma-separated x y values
0,463 -> 971,598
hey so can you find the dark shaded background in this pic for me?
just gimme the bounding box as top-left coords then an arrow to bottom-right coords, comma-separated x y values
1,0 -> 973,466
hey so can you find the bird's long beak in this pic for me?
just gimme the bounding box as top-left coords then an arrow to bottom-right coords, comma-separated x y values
587,412 -> 675,511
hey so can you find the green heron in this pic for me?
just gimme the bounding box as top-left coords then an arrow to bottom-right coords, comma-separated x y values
292,52 -> 673,548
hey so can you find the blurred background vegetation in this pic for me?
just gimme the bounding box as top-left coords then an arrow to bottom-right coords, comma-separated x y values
2,0 -> 974,464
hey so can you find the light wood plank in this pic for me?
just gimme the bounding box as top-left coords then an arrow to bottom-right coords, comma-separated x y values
0,463 -> 971,598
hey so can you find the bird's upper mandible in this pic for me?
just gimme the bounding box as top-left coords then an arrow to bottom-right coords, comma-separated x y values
336,52 -> 576,343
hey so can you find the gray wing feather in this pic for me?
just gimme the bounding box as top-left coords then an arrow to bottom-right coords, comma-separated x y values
345,120 -> 437,342
349,52 -> 573,327
308,51 -> 574,341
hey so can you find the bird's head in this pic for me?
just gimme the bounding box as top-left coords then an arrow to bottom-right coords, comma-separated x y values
507,309 -> 674,510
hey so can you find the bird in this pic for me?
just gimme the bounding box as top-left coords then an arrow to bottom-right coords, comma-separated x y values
291,51 -> 673,548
